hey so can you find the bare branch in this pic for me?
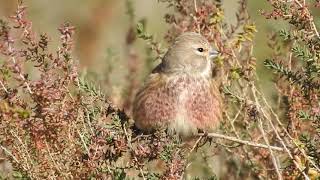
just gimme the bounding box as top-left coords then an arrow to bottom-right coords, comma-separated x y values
197,133 -> 284,152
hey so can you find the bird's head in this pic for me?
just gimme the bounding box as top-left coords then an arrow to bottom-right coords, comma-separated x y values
162,32 -> 219,77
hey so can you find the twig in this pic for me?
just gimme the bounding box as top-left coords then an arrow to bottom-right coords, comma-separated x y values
123,125 -> 146,180
193,0 -> 198,13
291,0 -> 320,40
8,45 -> 33,94
0,80 -> 8,93
197,133 -> 284,152
77,129 -> 90,155
293,0 -> 303,7
310,21 -> 320,39
84,108 -> 95,136
251,85 -> 283,179
258,117 -> 283,180
252,86 -> 312,179
282,0 -> 320,40
10,130 -> 32,170
189,136 -> 203,153
256,87 -> 320,173
0,145 -> 20,165
44,141 -> 61,172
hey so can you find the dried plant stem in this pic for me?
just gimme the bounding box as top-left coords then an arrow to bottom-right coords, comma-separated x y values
293,0 -> 303,7
252,86 -> 312,179
256,88 -> 320,173
45,141 -> 61,172
193,0 -> 198,13
258,118 -> 282,180
0,80 -> 8,93
0,145 -> 21,166
77,129 -> 90,155
251,85 -> 282,179
10,130 -> 32,170
197,133 -> 284,152
225,107 -> 261,172
291,0 -> 320,39
84,109 -> 95,135
189,136 -> 203,153
123,125 -> 146,180
310,21 -> 320,39
8,45 -> 33,94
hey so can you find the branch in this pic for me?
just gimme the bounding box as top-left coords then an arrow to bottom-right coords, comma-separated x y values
293,0 -> 320,39
197,133 -> 284,152
0,80 -> 8,93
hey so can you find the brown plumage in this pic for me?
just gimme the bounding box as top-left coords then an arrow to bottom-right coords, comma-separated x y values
132,32 -> 222,136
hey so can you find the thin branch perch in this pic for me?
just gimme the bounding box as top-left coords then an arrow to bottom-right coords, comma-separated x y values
197,133 -> 284,152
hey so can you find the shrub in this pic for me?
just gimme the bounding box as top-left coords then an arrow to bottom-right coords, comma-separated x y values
0,0 -> 319,179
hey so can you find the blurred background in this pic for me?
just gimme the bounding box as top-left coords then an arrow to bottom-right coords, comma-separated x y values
0,0 -> 319,109
1,1 -> 320,178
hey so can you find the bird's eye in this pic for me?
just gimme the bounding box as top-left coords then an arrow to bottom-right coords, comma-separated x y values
197,48 -> 204,52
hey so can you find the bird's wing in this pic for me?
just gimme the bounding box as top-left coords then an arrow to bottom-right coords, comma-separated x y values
132,71 -> 172,131
209,78 -> 223,122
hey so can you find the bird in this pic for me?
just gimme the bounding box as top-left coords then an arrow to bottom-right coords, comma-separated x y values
132,32 -> 222,137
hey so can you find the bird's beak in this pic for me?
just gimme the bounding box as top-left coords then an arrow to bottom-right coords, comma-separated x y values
209,49 -> 219,59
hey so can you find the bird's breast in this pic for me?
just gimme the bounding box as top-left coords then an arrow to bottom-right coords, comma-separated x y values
133,74 -> 221,136
165,75 -> 213,135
